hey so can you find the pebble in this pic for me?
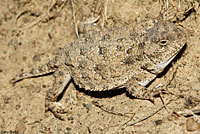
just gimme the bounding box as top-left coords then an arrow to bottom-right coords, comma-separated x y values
186,118 -> 200,132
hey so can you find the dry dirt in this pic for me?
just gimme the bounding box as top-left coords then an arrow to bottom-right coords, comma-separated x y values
0,0 -> 200,134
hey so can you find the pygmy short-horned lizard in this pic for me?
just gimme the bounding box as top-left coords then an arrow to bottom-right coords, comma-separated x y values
11,19 -> 187,120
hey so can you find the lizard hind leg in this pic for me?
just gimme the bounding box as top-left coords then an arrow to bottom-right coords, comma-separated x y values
45,66 -> 71,120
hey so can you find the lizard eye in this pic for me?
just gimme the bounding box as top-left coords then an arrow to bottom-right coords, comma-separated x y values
159,40 -> 168,46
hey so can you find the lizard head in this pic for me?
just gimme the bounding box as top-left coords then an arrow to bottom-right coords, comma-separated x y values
138,20 -> 187,74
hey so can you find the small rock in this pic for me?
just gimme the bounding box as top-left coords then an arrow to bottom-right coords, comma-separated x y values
186,118 -> 200,132
167,113 -> 179,121
15,104 -> 21,110
67,116 -> 74,120
155,120 -> 162,125
66,127 -> 72,131
82,103 -> 92,111
18,42 -> 22,46
111,106 -> 114,111
33,55 -> 41,62
4,97 -> 11,104
8,39 -> 18,46
42,84 -> 47,88
23,56 -> 27,61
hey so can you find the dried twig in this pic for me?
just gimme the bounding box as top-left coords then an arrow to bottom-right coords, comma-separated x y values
102,0 -> 108,28
126,100 -> 171,126
176,109 -> 200,117
92,101 -> 133,118
15,0 -> 66,31
70,0 -> 79,38
176,109 -> 200,124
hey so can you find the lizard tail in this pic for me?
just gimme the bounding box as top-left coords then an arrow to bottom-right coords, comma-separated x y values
10,62 -> 56,84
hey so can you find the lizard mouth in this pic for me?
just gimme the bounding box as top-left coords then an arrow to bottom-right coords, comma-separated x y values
156,53 -> 177,73
152,45 -> 184,74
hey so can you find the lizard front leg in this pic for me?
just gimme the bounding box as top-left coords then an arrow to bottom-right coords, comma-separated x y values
125,69 -> 157,101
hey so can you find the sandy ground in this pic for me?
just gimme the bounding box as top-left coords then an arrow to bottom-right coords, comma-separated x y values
0,0 -> 200,134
